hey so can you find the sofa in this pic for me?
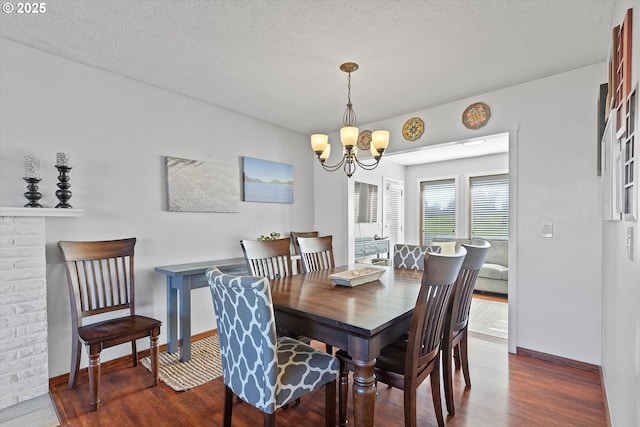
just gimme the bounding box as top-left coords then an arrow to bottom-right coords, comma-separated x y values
431,238 -> 508,296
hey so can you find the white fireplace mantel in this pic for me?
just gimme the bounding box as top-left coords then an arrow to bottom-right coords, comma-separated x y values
0,207 -> 84,217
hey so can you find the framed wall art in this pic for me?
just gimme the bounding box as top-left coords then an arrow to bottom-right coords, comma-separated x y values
242,157 -> 293,204
165,156 -> 240,213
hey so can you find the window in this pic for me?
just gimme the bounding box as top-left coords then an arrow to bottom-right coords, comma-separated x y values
469,174 -> 509,239
420,178 -> 455,244
354,182 -> 378,223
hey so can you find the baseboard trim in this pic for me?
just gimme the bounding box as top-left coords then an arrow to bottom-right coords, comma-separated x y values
49,330 -> 217,389
516,346 -> 599,373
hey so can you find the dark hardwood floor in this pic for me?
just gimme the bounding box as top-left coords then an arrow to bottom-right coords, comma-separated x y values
50,331 -> 607,427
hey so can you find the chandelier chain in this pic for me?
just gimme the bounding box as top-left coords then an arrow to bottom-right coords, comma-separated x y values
343,71 -> 356,126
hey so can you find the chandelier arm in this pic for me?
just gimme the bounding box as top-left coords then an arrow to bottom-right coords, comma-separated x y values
353,155 -> 383,170
317,156 -> 346,172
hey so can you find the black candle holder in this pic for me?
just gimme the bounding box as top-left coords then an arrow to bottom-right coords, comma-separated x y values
55,165 -> 73,208
23,177 -> 43,208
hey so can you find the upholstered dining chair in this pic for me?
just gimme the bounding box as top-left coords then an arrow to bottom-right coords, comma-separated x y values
207,267 -> 339,427
337,247 -> 466,427
296,235 -> 336,273
240,238 -> 294,279
441,239 -> 491,415
241,237 -> 311,349
58,238 -> 161,411
393,243 -> 441,270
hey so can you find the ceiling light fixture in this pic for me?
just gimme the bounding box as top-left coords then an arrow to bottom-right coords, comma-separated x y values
310,62 -> 389,178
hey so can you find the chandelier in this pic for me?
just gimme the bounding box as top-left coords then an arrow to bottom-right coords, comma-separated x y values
310,62 -> 389,178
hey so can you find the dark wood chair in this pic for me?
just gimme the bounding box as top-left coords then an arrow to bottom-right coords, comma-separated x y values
441,239 -> 491,415
58,238 -> 161,411
296,235 -> 335,273
296,235 -> 336,354
290,231 -> 319,272
240,238 -> 294,279
337,248 -> 466,427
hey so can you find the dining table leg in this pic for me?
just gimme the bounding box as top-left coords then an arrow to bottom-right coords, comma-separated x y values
352,358 -> 376,427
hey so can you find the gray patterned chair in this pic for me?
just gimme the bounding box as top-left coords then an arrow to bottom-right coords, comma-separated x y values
393,243 -> 441,270
206,267 -> 339,427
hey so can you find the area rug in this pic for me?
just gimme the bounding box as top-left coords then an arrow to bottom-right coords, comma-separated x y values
468,298 -> 508,339
140,335 -> 223,391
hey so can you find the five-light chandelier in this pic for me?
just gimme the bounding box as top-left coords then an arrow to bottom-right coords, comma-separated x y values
310,62 -> 389,178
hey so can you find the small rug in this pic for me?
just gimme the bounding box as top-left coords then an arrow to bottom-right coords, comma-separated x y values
140,335 -> 223,391
468,298 -> 508,339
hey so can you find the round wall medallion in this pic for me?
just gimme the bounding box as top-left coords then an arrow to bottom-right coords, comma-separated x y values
402,117 -> 424,141
357,130 -> 372,150
462,102 -> 491,130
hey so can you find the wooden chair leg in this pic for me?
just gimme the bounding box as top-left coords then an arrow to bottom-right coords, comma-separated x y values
325,379 -> 336,427
338,360 -> 349,426
131,339 -> 138,366
403,386 -> 418,427
224,386 -> 233,427
442,342 -> 456,415
150,332 -> 159,386
68,337 -> 81,389
87,345 -> 101,411
460,329 -> 471,386
430,359 -> 445,427
453,342 -> 461,370
263,412 -> 276,427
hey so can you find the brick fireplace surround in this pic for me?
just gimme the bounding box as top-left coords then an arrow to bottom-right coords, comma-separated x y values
0,207 -> 81,411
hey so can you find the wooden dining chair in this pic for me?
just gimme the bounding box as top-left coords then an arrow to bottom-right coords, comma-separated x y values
296,235 -> 335,273
337,247 -> 466,427
290,231 -> 319,272
441,239 -> 491,415
290,231 -> 319,257
296,235 -> 336,354
207,267 -> 339,427
240,238 -> 294,279
58,238 -> 161,411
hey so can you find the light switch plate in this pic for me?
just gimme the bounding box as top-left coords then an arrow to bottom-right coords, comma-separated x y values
541,223 -> 553,238
627,226 -> 634,261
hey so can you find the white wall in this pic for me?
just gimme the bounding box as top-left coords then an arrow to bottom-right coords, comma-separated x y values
0,39 -> 315,377
601,3 -> 640,427
317,64 -> 604,367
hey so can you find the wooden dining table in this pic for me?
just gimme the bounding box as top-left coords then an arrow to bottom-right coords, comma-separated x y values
269,264 -> 423,427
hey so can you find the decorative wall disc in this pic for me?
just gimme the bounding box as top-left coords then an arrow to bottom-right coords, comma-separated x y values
402,117 -> 424,141
357,130 -> 372,150
462,102 -> 491,130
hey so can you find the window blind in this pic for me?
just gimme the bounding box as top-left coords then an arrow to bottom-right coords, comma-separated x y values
420,179 -> 456,244
469,174 -> 509,239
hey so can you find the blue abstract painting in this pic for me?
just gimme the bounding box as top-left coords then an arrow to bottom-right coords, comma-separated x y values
242,157 -> 293,204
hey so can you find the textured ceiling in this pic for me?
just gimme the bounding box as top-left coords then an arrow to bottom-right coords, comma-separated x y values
0,0 -> 615,135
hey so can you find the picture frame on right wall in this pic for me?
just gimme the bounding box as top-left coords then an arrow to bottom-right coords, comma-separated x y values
623,83 -> 637,221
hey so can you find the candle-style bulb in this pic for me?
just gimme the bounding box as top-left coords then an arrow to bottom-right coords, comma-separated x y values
24,156 -> 40,179
56,152 -> 70,167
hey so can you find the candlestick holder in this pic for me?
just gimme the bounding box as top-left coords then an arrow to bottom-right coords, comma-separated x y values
23,177 -> 43,208
55,165 -> 73,208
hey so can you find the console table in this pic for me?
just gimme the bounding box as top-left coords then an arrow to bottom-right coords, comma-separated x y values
155,258 -> 247,362
355,237 -> 390,259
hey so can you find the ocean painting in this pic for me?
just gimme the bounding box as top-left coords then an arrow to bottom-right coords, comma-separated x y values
166,156 -> 240,212
242,157 -> 293,204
